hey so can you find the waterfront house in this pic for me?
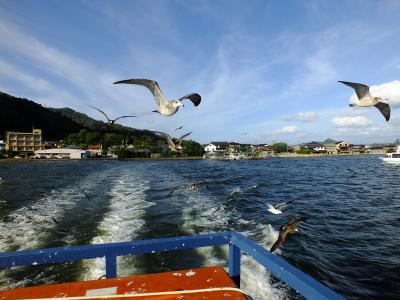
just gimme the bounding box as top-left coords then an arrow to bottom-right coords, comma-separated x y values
323,144 -> 338,154
204,142 -> 229,153
350,145 -> 365,154
5,129 -> 44,157
228,142 -> 241,153
336,141 -> 351,154
365,143 -> 395,154
87,144 -> 103,157
302,142 -> 326,153
365,146 -> 385,154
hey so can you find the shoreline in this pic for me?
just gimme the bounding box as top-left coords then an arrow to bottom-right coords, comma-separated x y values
0,153 -> 383,163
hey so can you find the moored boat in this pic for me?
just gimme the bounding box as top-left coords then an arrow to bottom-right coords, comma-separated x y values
380,145 -> 400,164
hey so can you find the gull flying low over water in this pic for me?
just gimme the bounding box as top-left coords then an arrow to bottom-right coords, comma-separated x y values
113,79 -> 201,116
89,105 -> 137,125
267,200 -> 294,215
168,180 -> 208,196
338,81 -> 390,121
156,131 -> 192,152
347,168 -> 358,176
270,216 -> 309,253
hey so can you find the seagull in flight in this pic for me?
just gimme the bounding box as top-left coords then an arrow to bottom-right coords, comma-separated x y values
168,180 -> 208,195
156,131 -> 192,152
338,81 -> 390,121
175,125 -> 184,131
81,189 -> 91,201
113,79 -> 201,116
267,200 -> 294,215
270,216 -> 309,253
89,105 -> 137,125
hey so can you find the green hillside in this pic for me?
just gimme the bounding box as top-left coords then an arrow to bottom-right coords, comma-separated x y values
0,92 -> 159,143
0,92 -> 83,140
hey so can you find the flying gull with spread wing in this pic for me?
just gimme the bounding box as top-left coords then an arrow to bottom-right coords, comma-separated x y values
175,125 -> 184,131
267,200 -> 294,215
89,105 -> 137,125
168,180 -> 208,196
113,79 -> 201,116
156,131 -> 192,152
270,216 -> 308,253
338,81 -> 390,121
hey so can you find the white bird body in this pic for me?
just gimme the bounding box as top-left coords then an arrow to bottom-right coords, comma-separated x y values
267,204 -> 283,214
267,200 -> 294,215
155,131 -> 192,152
339,81 -> 390,121
114,79 -> 201,116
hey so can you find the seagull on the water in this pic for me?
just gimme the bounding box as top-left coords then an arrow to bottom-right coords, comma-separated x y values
118,192 -> 132,200
347,168 -> 358,176
89,105 -> 137,125
156,131 -> 192,152
175,125 -> 184,131
338,81 -> 391,121
267,200 -> 294,215
113,79 -> 201,116
270,216 -> 309,252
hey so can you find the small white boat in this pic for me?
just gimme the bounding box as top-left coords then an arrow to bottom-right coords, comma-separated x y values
380,145 -> 400,164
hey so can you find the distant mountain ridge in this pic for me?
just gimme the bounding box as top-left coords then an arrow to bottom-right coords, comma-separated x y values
0,91 -> 158,141
0,92 -> 83,140
49,107 -> 99,127
322,138 -> 338,144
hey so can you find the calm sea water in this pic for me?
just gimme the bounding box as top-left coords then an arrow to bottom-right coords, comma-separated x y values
0,156 -> 399,299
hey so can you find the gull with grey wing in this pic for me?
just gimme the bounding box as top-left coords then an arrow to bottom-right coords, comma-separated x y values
338,81 -> 390,121
114,79 -> 201,116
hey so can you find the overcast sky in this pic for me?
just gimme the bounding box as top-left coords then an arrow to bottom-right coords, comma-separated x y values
1,0 -> 400,144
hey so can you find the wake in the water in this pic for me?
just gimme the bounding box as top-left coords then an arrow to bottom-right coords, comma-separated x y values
80,171 -> 153,280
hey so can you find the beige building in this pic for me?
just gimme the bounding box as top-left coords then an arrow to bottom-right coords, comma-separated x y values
34,148 -> 87,159
323,144 -> 338,154
6,129 -> 44,156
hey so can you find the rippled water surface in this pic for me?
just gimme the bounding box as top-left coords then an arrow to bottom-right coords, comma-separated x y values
0,156 -> 399,299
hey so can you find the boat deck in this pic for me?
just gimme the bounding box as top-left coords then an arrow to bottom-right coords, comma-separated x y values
0,266 -> 247,300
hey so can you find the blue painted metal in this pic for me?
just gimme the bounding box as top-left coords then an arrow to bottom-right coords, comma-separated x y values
230,232 -> 345,300
105,253 -> 117,278
228,242 -> 241,287
0,231 -> 345,299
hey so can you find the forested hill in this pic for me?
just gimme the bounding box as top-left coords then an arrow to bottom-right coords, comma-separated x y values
0,92 -> 83,140
49,107 -> 99,127
0,91 -> 160,143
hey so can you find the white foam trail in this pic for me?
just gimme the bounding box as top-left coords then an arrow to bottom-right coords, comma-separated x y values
81,172 -> 153,281
240,224 -> 286,300
180,187 -> 285,300
0,169 -> 119,289
0,170 -> 116,252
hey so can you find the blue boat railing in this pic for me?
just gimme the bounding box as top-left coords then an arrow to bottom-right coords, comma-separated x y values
0,231 -> 345,300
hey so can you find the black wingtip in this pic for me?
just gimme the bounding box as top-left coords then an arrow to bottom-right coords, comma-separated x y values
114,79 -> 133,84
